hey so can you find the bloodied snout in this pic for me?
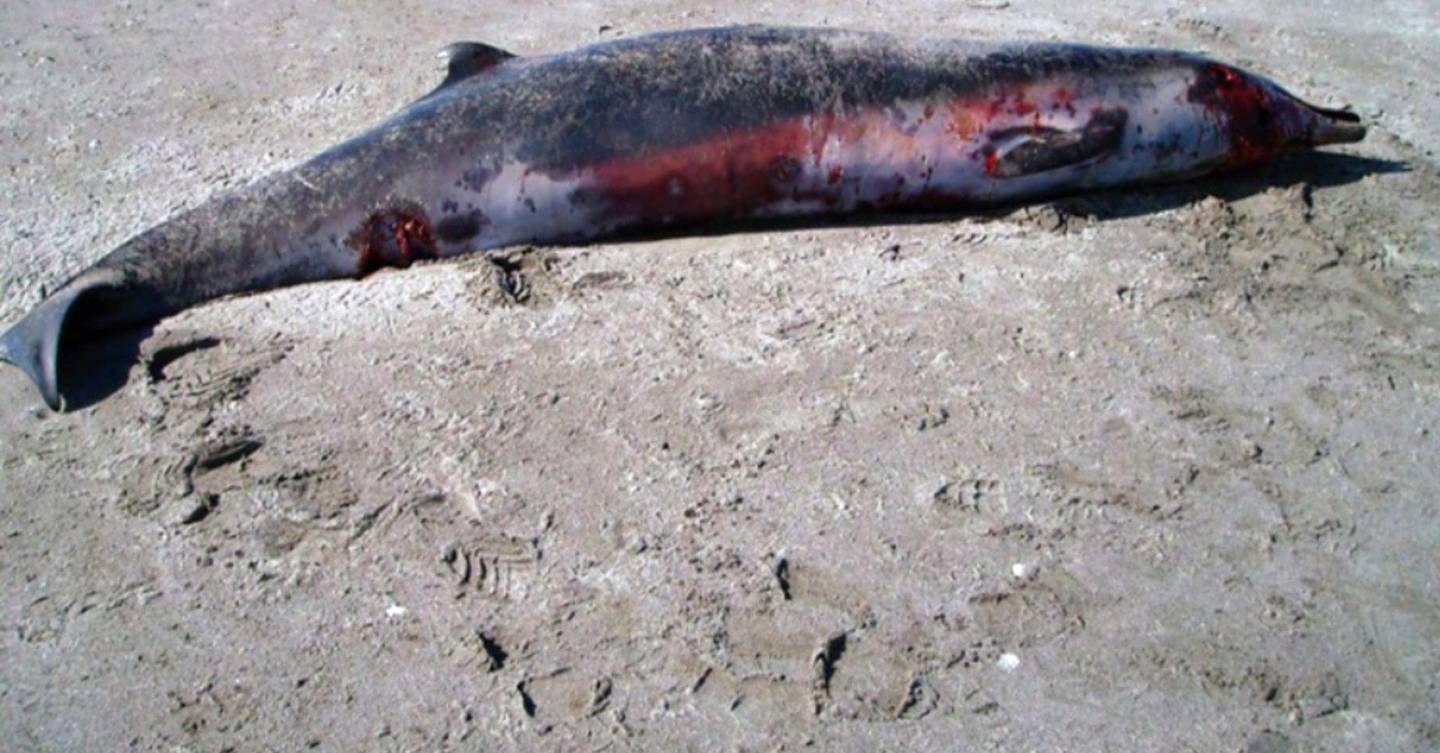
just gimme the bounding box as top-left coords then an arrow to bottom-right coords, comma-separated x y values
1189,62 -> 1365,168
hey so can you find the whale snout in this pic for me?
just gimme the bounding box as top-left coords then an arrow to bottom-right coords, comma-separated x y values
1188,62 -> 1366,168
1298,101 -> 1366,146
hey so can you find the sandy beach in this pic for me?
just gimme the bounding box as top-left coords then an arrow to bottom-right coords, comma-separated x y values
1,1 -> 1437,750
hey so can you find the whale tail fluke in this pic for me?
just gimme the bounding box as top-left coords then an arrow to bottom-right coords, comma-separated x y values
0,275 -> 128,411
2,284 -> 89,411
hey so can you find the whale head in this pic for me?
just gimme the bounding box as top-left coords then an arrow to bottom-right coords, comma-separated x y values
1189,62 -> 1365,168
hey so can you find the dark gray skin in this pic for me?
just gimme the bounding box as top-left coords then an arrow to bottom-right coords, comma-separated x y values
0,26 -> 1364,410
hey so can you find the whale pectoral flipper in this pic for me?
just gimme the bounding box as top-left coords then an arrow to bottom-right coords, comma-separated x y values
990,107 -> 1129,178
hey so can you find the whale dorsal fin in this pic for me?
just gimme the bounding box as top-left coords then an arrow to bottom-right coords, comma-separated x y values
435,41 -> 517,90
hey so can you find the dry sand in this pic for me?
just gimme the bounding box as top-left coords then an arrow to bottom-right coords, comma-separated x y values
1,1 -> 1437,751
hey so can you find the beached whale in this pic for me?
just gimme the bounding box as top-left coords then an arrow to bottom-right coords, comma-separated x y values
0,25 -> 1365,410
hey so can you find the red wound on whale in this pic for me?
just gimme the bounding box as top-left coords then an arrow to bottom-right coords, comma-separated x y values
1189,63 -> 1288,168
349,202 -> 437,276
983,149 -> 999,176
588,121 -> 815,222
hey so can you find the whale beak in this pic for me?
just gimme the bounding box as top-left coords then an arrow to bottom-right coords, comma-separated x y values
1301,101 -> 1366,146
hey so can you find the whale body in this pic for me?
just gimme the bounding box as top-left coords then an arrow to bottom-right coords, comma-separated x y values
0,26 -> 1365,410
